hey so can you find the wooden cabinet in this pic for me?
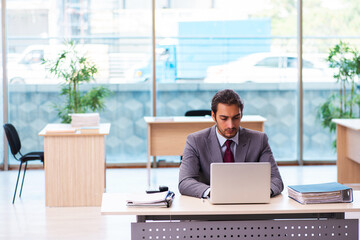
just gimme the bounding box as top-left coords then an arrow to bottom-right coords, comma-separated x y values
39,123 -> 110,207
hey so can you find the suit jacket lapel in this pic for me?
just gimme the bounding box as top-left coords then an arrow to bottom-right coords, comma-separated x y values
235,127 -> 250,162
207,125 -> 223,163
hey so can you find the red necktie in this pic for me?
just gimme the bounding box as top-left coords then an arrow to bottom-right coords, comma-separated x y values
224,140 -> 234,163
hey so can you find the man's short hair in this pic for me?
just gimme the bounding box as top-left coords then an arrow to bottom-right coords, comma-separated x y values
211,89 -> 244,116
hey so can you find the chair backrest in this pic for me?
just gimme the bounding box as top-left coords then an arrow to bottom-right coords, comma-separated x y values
185,110 -> 212,117
3,123 -> 22,156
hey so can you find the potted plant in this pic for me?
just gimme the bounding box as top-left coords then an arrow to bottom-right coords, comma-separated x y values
317,41 -> 360,147
43,40 -> 110,123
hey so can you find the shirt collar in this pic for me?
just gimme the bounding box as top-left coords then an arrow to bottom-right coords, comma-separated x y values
215,127 -> 239,147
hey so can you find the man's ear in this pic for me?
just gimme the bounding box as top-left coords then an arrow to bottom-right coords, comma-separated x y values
211,111 -> 216,122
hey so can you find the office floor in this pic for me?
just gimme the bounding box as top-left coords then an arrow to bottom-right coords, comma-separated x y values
0,166 -> 359,240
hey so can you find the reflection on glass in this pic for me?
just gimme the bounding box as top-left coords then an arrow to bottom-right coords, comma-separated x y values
155,0 -> 297,162
7,0 -> 152,164
0,3 -> 3,166
303,0 -> 360,161
6,0 -> 357,164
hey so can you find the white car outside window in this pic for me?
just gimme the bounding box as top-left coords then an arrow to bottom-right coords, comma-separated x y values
204,52 -> 334,83
7,44 -> 110,84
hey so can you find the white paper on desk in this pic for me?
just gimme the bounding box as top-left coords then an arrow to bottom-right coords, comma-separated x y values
126,191 -> 169,205
45,125 -> 76,133
153,117 -> 174,122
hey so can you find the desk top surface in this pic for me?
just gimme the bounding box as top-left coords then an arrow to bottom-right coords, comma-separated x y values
144,115 -> 266,124
39,123 -> 111,136
332,118 -> 360,130
101,191 -> 360,216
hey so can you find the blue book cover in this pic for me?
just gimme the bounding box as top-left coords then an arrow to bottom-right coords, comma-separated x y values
288,182 -> 351,193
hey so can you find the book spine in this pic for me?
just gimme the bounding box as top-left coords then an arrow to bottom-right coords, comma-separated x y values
341,188 -> 353,203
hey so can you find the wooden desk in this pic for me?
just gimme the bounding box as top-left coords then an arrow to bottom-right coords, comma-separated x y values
39,123 -> 110,207
333,119 -> 360,184
144,115 -> 266,185
101,191 -> 360,240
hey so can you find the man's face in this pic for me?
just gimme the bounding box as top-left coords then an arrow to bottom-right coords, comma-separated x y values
212,103 -> 241,139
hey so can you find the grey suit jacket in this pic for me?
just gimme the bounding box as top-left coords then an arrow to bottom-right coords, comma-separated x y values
178,125 -> 284,198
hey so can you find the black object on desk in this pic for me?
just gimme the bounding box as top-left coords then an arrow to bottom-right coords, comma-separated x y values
126,190 -> 175,208
146,185 -> 169,194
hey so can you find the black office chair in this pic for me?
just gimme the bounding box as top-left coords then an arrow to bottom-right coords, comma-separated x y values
181,110 -> 212,162
185,110 -> 211,117
3,123 -> 44,203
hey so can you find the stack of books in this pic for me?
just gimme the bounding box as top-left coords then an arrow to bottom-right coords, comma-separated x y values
45,124 -> 77,134
288,182 -> 353,204
70,113 -> 100,133
70,113 -> 100,127
126,191 -> 175,208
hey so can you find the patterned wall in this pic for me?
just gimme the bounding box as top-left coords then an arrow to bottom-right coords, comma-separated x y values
7,82 -> 337,164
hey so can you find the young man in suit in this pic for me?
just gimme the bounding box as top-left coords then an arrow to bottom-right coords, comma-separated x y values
178,89 -> 283,198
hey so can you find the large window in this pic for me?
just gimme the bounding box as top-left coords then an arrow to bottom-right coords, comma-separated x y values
0,2 -> 3,167
2,0 -> 359,167
154,0 -> 298,162
6,0 -> 152,164
303,0 -> 360,161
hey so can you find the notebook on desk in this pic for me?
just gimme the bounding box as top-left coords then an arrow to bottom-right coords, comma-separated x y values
209,162 -> 271,204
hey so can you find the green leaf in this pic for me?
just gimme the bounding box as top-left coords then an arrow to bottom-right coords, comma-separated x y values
44,40 -> 110,122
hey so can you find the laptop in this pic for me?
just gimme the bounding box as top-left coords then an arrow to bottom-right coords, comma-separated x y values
209,162 -> 271,204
